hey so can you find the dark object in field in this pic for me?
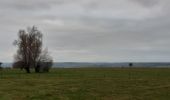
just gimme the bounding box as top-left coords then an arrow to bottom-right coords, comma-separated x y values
0,62 -> 2,70
129,63 -> 133,67
0,62 -> 2,67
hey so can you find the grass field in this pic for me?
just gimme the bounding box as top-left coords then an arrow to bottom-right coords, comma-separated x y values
0,68 -> 170,100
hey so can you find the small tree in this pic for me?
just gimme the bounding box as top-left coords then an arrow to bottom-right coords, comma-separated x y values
36,48 -> 53,72
13,26 -> 53,73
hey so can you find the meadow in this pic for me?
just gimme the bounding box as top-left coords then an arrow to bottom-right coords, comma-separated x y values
0,68 -> 170,100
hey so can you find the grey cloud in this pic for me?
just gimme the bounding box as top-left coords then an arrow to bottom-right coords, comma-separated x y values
131,0 -> 159,7
0,0 -> 65,10
0,0 -> 170,62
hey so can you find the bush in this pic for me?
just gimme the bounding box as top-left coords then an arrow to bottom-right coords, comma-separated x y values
37,62 -> 53,73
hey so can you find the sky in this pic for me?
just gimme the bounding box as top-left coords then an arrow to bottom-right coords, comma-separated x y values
0,0 -> 170,62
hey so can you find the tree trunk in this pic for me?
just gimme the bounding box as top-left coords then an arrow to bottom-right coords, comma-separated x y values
25,67 -> 30,73
35,65 -> 40,73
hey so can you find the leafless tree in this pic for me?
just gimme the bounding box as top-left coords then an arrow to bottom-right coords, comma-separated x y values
37,48 -> 53,72
13,29 -> 30,73
13,26 -> 53,73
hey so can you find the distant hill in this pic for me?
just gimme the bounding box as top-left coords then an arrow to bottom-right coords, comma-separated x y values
1,63 -> 12,68
2,62 -> 170,68
52,62 -> 170,68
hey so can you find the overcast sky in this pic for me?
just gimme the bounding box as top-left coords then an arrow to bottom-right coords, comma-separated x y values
0,0 -> 170,62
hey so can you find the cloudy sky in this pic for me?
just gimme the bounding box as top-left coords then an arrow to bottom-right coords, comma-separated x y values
0,0 -> 170,62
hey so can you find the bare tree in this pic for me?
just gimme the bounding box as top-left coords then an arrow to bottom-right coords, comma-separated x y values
13,30 -> 30,73
38,48 -> 53,72
13,26 -> 53,73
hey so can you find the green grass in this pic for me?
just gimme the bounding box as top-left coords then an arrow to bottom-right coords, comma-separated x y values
0,68 -> 170,100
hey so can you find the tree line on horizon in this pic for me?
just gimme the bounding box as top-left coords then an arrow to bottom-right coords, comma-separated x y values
13,26 -> 53,73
